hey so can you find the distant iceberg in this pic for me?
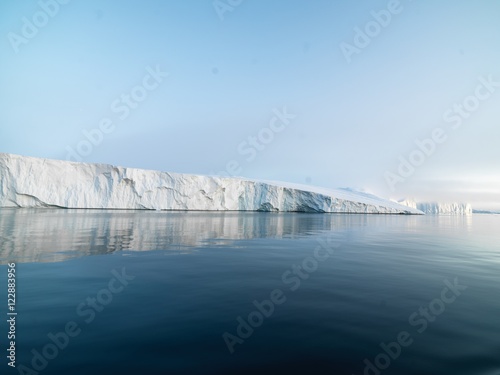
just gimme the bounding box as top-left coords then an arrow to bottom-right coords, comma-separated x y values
398,199 -> 472,215
0,153 -> 423,214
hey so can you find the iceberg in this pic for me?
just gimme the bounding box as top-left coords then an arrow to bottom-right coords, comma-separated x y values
398,199 -> 472,215
0,153 -> 423,214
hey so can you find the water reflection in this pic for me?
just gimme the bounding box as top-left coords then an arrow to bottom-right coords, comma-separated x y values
0,209 -> 348,263
0,208 -> 481,264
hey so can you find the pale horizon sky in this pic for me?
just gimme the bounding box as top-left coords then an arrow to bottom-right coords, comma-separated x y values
1,0 -> 499,209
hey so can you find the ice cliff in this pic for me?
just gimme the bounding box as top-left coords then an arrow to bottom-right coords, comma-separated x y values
398,199 -> 472,215
0,153 -> 422,214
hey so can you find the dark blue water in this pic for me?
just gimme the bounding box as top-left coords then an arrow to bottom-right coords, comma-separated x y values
0,209 -> 499,375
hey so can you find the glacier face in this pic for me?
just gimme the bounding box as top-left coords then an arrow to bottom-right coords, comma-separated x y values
398,199 -> 472,215
0,153 -> 423,214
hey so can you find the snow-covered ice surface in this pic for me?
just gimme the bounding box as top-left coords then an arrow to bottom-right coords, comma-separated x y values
398,199 -> 472,215
0,153 -> 423,214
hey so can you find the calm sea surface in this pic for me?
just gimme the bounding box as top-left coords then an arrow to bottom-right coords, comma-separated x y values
0,209 -> 498,375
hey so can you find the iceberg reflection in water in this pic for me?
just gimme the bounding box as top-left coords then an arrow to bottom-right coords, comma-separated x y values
0,209 -> 440,264
0,209 -> 343,263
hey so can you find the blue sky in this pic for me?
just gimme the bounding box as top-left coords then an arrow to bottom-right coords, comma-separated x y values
1,0 -> 499,209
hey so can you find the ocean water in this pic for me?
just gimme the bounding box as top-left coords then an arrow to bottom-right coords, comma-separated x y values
0,209 -> 499,375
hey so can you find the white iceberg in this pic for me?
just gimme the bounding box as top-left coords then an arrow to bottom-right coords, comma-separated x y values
0,153 -> 423,214
398,199 -> 472,215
